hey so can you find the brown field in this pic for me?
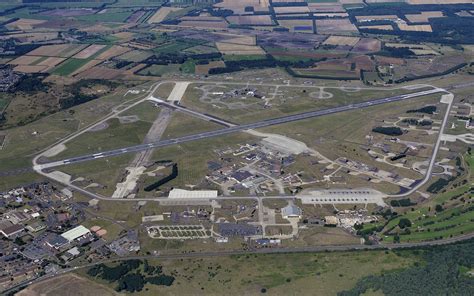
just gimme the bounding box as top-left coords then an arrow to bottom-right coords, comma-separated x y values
73,44 -> 106,59
216,42 -> 265,55
179,20 -> 228,29
375,55 -> 406,66
226,15 -> 273,26
323,35 -> 360,46
13,65 -> 48,73
274,6 -> 310,14
6,18 -> 46,30
70,59 -> 103,76
148,7 -> 182,24
111,31 -> 135,41
0,32 -> 58,42
215,0 -> 269,14
37,57 -> 66,69
405,11 -> 444,22
8,55 -> 42,65
76,66 -> 124,80
180,16 -> 224,22
16,273 -> 117,296
308,3 -> 345,13
195,60 -> 225,75
355,15 -> 398,22
278,19 -> 313,32
27,44 -> 87,58
316,19 -> 358,34
359,24 -> 394,30
352,38 -> 381,52
314,12 -> 348,17
398,23 -> 433,32
218,33 -> 256,45
125,63 -> 147,74
95,45 -> 131,60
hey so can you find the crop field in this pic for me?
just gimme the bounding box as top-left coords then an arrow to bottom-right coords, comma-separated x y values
405,11 -> 444,23
226,15 -> 273,26
398,23 -> 433,32
195,60 -> 225,75
359,24 -> 394,30
216,42 -> 265,55
278,19 -> 314,33
73,44 -> 107,59
323,35 -> 360,46
148,7 -> 181,24
316,18 -> 358,34
27,44 -> 88,58
5,18 -> 46,30
117,50 -> 153,62
95,45 -> 131,60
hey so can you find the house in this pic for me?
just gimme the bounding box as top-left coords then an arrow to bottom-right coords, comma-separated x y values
0,224 -> 24,239
45,234 -> 69,250
6,211 -> 30,224
231,171 -> 253,183
26,222 -> 47,233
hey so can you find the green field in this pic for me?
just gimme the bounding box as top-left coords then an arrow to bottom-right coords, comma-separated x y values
50,45 -> 111,76
77,250 -> 415,295
181,83 -> 427,125
50,117 -> 152,160
139,64 -> 181,77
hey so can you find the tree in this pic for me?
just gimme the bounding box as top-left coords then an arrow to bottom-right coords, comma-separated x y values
398,218 -> 412,229
435,204 -> 444,212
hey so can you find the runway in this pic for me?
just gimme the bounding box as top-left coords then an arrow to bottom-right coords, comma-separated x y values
35,87 -> 444,170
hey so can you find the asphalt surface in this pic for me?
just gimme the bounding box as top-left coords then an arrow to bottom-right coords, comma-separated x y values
37,87 -> 443,170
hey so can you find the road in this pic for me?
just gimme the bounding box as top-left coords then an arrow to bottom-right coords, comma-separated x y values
5,230 -> 474,295
391,93 -> 454,197
35,87 -> 444,170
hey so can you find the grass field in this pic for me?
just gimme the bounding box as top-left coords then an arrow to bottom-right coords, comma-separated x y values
17,273 -> 118,296
50,45 -> 111,76
49,117 -> 152,160
161,112 -> 221,140
139,64 -> 180,77
181,83 -> 422,124
60,153 -> 134,197
76,250 -> 416,295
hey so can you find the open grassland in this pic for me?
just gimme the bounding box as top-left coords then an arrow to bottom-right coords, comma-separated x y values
77,250 -> 415,295
181,83 -> 425,124
0,82 -> 150,173
49,117 -> 152,160
17,273 -> 119,296
161,112 -> 221,140
60,153 -> 134,197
